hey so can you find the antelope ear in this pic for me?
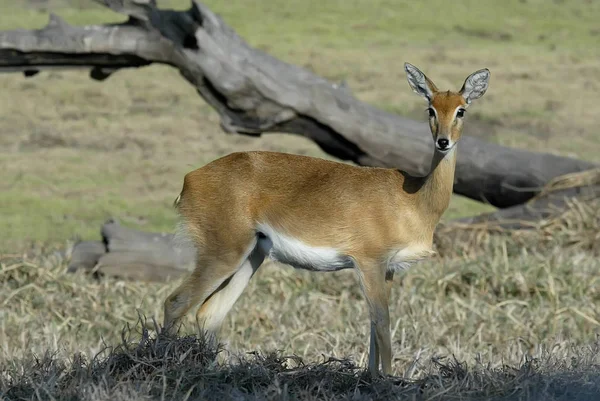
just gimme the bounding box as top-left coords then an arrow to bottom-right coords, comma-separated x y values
404,62 -> 438,101
460,68 -> 490,104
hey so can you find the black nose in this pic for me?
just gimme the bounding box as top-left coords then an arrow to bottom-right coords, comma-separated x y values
437,138 -> 450,150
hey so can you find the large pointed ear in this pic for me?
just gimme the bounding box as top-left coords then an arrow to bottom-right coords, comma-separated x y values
459,68 -> 490,104
404,62 -> 438,101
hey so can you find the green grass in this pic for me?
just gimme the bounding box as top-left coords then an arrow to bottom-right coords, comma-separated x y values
6,0 -> 600,49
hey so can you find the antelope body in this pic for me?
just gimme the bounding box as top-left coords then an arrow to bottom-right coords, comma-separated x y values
163,63 -> 490,377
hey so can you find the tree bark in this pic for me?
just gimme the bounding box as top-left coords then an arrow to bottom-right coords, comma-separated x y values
68,219 -> 194,282
0,0 -> 595,210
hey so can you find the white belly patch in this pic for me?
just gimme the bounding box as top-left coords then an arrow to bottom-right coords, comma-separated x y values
256,223 -> 354,272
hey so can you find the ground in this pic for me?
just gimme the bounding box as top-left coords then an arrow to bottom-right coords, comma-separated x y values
0,0 -> 599,400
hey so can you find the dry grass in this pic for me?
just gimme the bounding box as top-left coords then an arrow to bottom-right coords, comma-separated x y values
1,202 -> 599,399
2,328 -> 599,401
436,170 -> 600,258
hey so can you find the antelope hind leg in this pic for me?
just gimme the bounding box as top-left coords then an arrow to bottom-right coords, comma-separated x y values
195,246 -> 265,344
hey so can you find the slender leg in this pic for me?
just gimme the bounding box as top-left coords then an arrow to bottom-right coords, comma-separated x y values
162,259 -> 237,336
368,270 -> 394,375
195,246 -> 265,343
162,237 -> 258,336
358,264 -> 393,377
369,321 -> 380,375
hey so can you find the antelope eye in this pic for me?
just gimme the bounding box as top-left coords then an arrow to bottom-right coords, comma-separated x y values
427,108 -> 435,118
456,109 -> 465,118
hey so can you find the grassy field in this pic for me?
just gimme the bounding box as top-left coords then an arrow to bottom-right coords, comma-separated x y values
1,204 -> 599,399
1,0 -> 600,399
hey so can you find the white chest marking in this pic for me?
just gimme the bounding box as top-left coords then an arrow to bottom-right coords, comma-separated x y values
387,245 -> 436,273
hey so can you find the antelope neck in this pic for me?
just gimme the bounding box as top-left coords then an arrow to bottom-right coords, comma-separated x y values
399,146 -> 457,224
419,147 -> 457,218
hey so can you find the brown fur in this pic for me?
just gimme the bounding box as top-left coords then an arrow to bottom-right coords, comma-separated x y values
162,64 -> 490,378
430,91 -> 467,144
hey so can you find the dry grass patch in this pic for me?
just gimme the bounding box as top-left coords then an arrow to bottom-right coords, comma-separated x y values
437,190 -> 600,259
2,328 -> 600,401
1,201 -> 599,399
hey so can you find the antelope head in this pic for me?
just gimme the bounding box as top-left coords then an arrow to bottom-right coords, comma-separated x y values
404,63 -> 490,153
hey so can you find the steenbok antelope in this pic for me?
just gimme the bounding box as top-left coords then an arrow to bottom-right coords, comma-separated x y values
163,63 -> 490,377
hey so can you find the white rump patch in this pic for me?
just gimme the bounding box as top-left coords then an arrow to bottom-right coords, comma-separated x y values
256,223 -> 354,272
387,245 -> 436,273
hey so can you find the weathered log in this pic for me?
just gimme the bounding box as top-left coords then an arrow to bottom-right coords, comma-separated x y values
100,219 -> 191,263
93,251 -> 189,282
68,219 -> 195,282
0,0 -> 595,210
67,240 -> 106,273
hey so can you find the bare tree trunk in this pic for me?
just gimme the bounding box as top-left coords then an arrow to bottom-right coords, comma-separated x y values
0,0 -> 595,210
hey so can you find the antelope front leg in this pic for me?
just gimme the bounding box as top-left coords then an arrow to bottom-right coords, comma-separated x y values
368,321 -> 381,376
359,265 -> 393,377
